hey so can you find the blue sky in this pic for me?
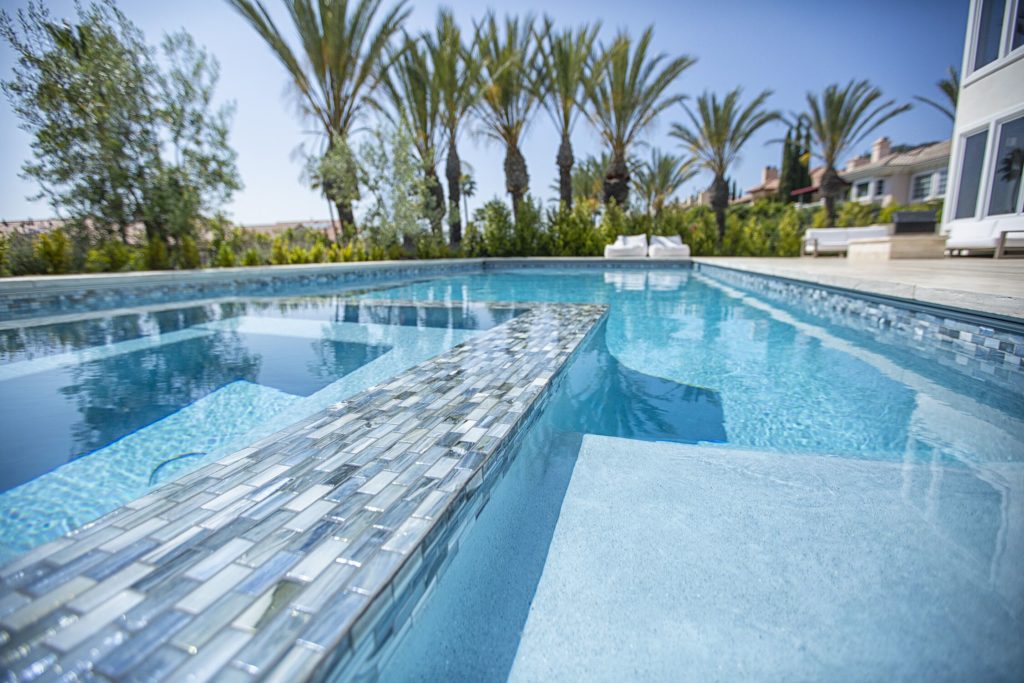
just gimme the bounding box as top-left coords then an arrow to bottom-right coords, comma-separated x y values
0,0 -> 967,224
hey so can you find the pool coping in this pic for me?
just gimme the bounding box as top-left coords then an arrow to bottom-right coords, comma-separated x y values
0,299 -> 608,682
691,257 -> 1024,324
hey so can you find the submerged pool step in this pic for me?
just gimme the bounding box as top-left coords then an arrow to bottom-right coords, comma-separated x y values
510,435 -> 1024,682
0,301 -> 608,683
0,381 -> 301,562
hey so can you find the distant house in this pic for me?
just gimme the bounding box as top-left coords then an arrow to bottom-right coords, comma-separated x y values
843,138 -> 950,206
744,138 -> 950,207
0,218 -> 68,236
240,219 -> 336,238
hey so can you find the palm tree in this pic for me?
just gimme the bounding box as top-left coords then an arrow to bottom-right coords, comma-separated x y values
474,13 -> 539,222
429,9 -> 479,245
226,0 -> 410,238
633,149 -> 698,216
381,33 -> 445,237
914,66 -> 958,122
671,88 -> 780,243
535,17 -> 600,208
802,80 -> 911,224
587,27 -> 694,207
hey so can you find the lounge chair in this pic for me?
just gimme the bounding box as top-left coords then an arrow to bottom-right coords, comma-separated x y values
945,219 -> 1024,257
604,234 -> 648,258
648,235 -> 691,259
802,225 -> 890,256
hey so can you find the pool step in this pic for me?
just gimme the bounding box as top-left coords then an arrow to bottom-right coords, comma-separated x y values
0,381 -> 300,562
510,435 -> 1024,681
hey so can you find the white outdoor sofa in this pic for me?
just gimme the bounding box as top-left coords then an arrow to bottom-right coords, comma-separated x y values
648,235 -> 691,258
604,234 -> 648,258
945,219 -> 1024,258
802,225 -> 890,256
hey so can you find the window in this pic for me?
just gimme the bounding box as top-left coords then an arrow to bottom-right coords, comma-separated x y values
875,179 -> 886,196
854,181 -> 870,199
987,115 -> 1024,215
911,173 -> 932,201
936,169 -> 948,196
954,131 -> 989,219
974,0 -> 1007,71
1013,0 -> 1024,50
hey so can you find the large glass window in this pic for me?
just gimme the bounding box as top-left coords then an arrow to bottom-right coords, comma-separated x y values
854,181 -> 870,199
936,169 -> 948,196
954,131 -> 989,220
987,115 -> 1024,215
875,179 -> 886,196
974,0 -> 1007,71
911,174 -> 932,201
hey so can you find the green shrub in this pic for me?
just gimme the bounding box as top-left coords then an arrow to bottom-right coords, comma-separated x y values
270,237 -> 289,265
308,242 -> 327,263
84,240 -> 134,272
811,207 -> 830,228
512,196 -> 546,256
776,206 -> 803,256
177,235 -> 202,269
836,201 -> 877,227
598,200 -> 629,249
35,230 -> 73,274
0,234 -> 9,276
739,215 -> 770,256
214,242 -> 236,267
146,238 -> 170,270
548,202 -> 598,256
242,247 -> 263,266
461,221 -> 485,257
288,246 -> 310,264
477,200 -> 514,257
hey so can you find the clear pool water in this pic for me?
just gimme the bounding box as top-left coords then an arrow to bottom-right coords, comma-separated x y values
1,266 -> 1022,679
363,268 -> 1023,681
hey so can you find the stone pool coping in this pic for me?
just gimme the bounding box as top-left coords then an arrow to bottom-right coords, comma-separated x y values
0,300 -> 608,682
692,257 -> 1024,322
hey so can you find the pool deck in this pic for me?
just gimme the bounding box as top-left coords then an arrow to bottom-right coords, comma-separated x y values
0,301 -> 607,682
693,257 -> 1024,320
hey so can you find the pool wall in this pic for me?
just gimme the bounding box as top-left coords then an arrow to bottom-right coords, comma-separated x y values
4,257 -> 1021,393
695,262 -> 1024,394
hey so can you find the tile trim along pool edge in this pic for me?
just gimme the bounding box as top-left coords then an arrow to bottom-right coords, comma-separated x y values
0,301 -> 609,683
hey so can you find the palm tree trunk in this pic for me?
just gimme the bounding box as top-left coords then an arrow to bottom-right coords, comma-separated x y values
425,167 -> 445,238
557,132 -> 574,208
336,200 -> 356,242
446,138 -> 462,245
504,144 -> 529,222
603,153 -> 630,207
820,166 -> 846,226
711,174 -> 729,245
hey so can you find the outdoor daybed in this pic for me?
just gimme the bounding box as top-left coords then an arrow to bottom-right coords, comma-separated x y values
648,235 -> 691,258
604,234 -> 648,258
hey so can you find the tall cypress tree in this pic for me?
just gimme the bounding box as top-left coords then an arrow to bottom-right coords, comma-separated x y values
798,124 -> 813,189
778,128 -> 795,202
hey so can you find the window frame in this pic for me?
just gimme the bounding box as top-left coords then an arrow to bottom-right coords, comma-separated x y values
949,125 -> 993,221
984,112 -> 1024,216
965,0 -> 1021,80
853,180 -> 871,200
910,172 -> 933,202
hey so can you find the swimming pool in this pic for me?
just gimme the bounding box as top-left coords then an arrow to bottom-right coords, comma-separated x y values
1,263 -> 1021,681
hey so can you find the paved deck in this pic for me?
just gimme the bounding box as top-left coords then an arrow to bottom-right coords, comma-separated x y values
0,301 -> 607,682
510,435 -> 1024,682
693,257 -> 1024,320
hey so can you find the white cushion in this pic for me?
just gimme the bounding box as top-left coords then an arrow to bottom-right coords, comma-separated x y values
651,235 -> 683,248
604,234 -> 648,258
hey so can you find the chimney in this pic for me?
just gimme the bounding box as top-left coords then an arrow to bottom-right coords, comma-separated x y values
762,166 -> 778,184
871,137 -> 891,163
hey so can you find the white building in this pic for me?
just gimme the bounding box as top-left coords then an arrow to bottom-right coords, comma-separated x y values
943,0 -> 1024,255
844,138 -> 950,207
